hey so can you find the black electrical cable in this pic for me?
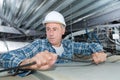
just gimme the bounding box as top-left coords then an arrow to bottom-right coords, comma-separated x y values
0,56 -> 92,73
0,54 -> 113,73
0,62 -> 36,73
74,53 -> 91,59
58,56 -> 92,63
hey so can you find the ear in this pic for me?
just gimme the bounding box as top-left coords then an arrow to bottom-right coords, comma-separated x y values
62,27 -> 65,35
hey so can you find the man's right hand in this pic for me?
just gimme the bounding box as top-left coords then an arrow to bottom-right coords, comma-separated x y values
20,50 -> 57,70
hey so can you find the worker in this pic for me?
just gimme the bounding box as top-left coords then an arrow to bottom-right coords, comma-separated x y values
0,11 -> 107,77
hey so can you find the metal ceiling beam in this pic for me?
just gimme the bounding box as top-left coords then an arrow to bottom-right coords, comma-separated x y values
67,0 -> 118,26
32,0 -> 75,30
35,0 -> 90,30
88,7 -> 120,26
69,0 -> 120,25
66,2 -> 120,32
14,0 -> 39,28
1,0 -> 120,34
54,0 -> 75,11
11,0 -> 24,24
63,0 -> 95,17
2,0 -> 23,26
87,0 -> 120,21
65,0 -> 113,22
16,0 -> 46,27
0,25 -> 21,34
0,24 -> 45,36
38,0 -> 113,31
2,0 -> 10,20
0,0 -> 3,12
24,0 -> 58,29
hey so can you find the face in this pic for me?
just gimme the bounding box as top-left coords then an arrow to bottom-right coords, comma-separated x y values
46,22 -> 65,47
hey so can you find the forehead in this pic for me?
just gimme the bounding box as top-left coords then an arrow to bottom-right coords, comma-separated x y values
45,22 -> 62,27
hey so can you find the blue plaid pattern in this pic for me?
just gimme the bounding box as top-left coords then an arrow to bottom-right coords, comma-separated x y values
0,39 -> 103,76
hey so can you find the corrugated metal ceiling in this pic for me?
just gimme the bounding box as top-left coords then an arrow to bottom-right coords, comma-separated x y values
0,0 -> 120,36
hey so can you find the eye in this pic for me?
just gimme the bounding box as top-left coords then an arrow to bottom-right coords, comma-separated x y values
46,28 -> 50,31
53,28 -> 57,31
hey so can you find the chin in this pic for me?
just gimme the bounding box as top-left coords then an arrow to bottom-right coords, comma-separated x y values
49,40 -> 56,44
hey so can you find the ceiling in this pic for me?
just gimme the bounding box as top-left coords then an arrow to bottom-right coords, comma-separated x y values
0,0 -> 120,41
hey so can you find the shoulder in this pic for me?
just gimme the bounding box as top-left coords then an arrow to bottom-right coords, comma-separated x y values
62,39 -> 74,46
29,39 -> 48,46
32,39 -> 47,43
62,39 -> 73,43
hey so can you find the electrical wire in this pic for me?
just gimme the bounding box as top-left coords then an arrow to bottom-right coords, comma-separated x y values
0,54 -> 114,73
0,62 -> 36,73
0,56 -> 93,73
2,36 -> 9,52
58,56 -> 92,63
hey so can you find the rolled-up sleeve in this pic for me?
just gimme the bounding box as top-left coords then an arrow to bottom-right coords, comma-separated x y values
89,42 -> 104,53
73,42 -> 104,55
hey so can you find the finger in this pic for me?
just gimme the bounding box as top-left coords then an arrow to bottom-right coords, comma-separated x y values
38,64 -> 52,70
93,56 -> 99,64
26,58 -> 39,70
43,51 -> 57,65
30,56 -> 47,69
92,53 -> 100,64
43,50 -> 53,60
36,53 -> 48,66
30,52 -> 47,69
48,52 -> 57,65
31,51 -> 57,70
100,53 -> 107,62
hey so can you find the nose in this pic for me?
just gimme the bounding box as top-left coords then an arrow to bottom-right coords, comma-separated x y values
49,30 -> 54,36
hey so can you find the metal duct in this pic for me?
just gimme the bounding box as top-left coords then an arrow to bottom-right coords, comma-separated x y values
64,28 -> 93,40
0,40 -> 29,53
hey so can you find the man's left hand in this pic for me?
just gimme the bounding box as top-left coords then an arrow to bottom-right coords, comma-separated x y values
92,51 -> 107,64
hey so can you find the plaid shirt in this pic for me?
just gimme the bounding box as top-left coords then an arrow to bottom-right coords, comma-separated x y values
0,39 -> 103,77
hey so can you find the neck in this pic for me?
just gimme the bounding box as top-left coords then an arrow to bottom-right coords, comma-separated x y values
52,42 -> 62,47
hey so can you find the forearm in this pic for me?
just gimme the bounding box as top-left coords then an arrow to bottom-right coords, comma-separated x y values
0,53 -> 25,68
73,42 -> 104,55
0,53 -> 31,77
89,42 -> 104,53
0,40 -> 42,77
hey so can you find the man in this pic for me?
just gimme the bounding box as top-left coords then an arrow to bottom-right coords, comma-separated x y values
0,11 -> 107,77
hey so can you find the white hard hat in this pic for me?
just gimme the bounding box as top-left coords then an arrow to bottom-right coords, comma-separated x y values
43,11 -> 66,27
